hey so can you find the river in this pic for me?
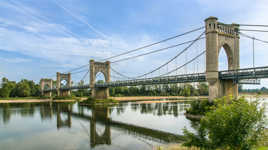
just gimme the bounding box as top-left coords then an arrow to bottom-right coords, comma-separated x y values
0,98 -> 267,150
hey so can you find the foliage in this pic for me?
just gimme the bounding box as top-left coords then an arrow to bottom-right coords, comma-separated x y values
183,97 -> 267,150
0,78 -> 40,98
71,80 -> 90,97
109,83 -> 208,97
0,78 -> 16,98
53,95 -> 75,100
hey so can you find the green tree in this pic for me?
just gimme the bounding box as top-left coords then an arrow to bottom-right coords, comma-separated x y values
0,78 -> 16,98
15,81 -> 31,97
198,83 -> 208,96
183,97 -> 267,150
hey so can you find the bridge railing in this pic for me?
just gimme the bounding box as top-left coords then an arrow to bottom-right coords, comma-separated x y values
42,66 -> 268,91
220,66 -> 268,80
95,72 -> 206,88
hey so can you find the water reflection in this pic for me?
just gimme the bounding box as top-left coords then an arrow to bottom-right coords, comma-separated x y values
0,101 -> 192,149
90,106 -> 111,148
130,102 -> 190,117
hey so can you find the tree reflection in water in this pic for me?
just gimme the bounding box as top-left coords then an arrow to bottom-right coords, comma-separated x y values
130,102 -> 190,117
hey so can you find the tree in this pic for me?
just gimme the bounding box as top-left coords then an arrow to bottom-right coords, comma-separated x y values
15,81 -> 31,97
198,83 -> 208,96
183,97 -> 267,150
0,78 -> 16,98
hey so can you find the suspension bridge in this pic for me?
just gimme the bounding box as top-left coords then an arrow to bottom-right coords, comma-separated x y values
40,16 -> 268,100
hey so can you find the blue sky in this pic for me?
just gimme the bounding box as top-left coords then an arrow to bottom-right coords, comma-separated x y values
0,0 -> 268,88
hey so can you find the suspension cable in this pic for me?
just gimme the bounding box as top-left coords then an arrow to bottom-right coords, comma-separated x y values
239,32 -> 268,44
101,26 -> 205,61
111,37 -> 205,63
64,64 -> 89,73
81,69 -> 89,81
159,50 -> 206,76
110,31 -> 205,79
111,67 -> 134,79
240,29 -> 268,33
134,31 -> 205,79
71,69 -> 88,75
46,27 -> 204,78
239,24 -> 268,27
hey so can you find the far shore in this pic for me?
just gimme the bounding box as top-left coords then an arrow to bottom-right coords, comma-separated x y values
111,96 -> 208,102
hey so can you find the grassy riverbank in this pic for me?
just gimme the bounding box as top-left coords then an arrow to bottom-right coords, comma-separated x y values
111,96 -> 208,102
0,93 -> 267,104
0,96 -> 88,103
0,96 -> 207,103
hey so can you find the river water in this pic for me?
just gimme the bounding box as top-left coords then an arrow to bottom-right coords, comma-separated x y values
0,99 -> 267,150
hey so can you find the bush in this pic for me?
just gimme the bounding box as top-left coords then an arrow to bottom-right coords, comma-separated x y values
183,97 -> 267,150
53,96 -> 74,100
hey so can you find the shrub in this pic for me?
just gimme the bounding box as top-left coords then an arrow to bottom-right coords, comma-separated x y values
53,96 -> 74,100
183,97 -> 267,150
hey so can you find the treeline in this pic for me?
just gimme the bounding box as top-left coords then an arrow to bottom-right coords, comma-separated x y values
239,86 -> 268,94
109,83 -> 209,97
0,77 -> 209,98
0,78 -> 40,98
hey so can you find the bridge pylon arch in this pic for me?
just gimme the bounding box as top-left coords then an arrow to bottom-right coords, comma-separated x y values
56,72 -> 72,97
40,79 -> 53,97
205,16 -> 240,100
90,60 -> 111,99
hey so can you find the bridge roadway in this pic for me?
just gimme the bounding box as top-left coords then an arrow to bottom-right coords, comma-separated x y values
45,66 -> 268,91
69,111 -> 185,143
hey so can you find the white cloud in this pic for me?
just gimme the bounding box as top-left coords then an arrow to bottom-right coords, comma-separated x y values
0,57 -> 32,63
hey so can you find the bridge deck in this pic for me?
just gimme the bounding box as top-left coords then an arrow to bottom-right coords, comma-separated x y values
44,66 -> 268,91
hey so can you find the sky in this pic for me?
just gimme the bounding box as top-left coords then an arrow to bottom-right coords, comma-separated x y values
0,0 -> 268,88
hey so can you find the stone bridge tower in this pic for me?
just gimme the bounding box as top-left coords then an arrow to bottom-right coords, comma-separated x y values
205,16 -> 240,100
40,79 -> 53,97
56,72 -> 71,97
90,60 -> 111,99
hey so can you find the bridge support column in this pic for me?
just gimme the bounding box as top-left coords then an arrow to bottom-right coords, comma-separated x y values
56,72 -> 72,97
208,79 -> 238,101
90,60 -> 110,100
40,79 -> 53,97
92,88 -> 109,100
205,16 -> 240,101
221,80 -> 238,98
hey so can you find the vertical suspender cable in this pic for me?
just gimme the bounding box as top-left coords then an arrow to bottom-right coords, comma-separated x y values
253,37 -> 255,68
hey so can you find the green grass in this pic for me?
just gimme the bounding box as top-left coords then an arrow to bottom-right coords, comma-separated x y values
52,96 -> 77,100
0,97 -> 50,100
257,146 -> 268,150
79,97 -> 119,107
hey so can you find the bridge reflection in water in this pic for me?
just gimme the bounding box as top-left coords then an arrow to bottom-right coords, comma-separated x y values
0,101 -> 191,148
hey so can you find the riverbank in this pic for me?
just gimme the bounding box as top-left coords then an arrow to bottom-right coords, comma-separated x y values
111,96 -> 208,102
0,96 -> 206,104
0,99 -> 79,103
1,93 -> 267,104
239,93 -> 268,98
